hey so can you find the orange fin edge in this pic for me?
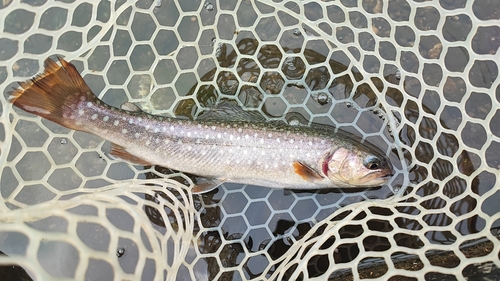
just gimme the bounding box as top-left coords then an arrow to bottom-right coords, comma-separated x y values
109,143 -> 153,166
293,161 -> 324,182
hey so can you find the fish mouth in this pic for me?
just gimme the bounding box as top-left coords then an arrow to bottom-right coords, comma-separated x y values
358,169 -> 393,185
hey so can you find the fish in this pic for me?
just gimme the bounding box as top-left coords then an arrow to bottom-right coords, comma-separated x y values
9,57 -> 393,193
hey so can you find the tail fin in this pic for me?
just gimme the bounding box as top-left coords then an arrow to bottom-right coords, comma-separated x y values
9,57 -> 97,130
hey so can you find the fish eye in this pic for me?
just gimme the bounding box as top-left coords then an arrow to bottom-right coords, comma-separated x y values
363,156 -> 381,170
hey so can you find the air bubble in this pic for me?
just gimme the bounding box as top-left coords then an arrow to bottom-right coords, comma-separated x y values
395,69 -> 401,80
346,102 -> 352,108
293,29 -> 301,36
154,0 -> 162,7
312,92 -> 329,105
117,248 -> 125,257
204,2 -> 214,11
60,138 -> 67,145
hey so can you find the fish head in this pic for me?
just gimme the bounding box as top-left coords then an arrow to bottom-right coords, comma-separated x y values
323,146 -> 393,187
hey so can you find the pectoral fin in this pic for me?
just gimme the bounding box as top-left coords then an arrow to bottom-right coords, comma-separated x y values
109,143 -> 153,166
191,178 -> 223,194
293,161 -> 324,182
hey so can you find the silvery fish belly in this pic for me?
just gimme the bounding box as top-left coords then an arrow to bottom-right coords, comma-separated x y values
9,57 -> 393,193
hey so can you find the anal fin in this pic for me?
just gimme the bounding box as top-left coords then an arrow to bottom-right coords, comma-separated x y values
191,178 -> 223,194
293,161 -> 324,182
110,143 -> 153,166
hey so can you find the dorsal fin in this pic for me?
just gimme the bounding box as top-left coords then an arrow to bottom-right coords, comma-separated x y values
120,102 -> 143,113
197,100 -> 267,122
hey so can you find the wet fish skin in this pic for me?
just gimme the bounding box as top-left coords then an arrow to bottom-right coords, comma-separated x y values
9,57 -> 393,193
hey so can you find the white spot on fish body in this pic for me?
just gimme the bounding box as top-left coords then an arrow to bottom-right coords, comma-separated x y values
154,128 -> 160,133
245,134 -> 249,140
178,140 -> 183,144
268,133 -> 272,138
114,120 -> 119,126
187,132 -> 191,137
164,139 -> 170,144
78,110 -> 84,115
211,126 -> 216,130
146,140 -> 151,146
187,146 -> 192,151
145,125 -> 150,130
128,119 -> 133,124
321,140 -> 326,144
155,138 -> 160,144
265,164 -> 269,169
238,128 -> 242,133
205,134 -> 209,139
122,129 -> 128,134
134,133 -> 140,138
309,141 -> 313,146
230,135 -> 234,140
217,133 -> 221,139
170,126 -> 174,131
289,139 -> 294,144
91,114 -> 98,120
260,139 -> 264,144
86,102 -> 92,107
138,117 -> 142,122
198,124 -> 202,128
103,116 -> 109,122
276,138 -> 280,143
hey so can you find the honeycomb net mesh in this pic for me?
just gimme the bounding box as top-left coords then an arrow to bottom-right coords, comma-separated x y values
0,0 -> 499,280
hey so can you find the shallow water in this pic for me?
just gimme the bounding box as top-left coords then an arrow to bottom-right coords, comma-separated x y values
1,0 -> 499,280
